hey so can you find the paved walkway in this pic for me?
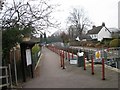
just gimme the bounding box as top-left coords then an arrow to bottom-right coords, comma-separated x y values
22,47 -> 119,88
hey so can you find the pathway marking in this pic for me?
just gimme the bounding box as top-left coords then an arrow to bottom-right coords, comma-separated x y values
35,54 -> 43,70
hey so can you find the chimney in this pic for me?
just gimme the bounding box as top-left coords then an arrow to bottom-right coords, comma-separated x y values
92,25 -> 96,29
102,22 -> 105,27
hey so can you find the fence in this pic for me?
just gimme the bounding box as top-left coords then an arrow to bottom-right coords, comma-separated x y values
9,45 -> 41,85
69,46 -> 120,68
47,45 -> 120,81
0,66 -> 10,89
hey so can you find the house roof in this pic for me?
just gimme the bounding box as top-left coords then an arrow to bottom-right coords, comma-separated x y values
78,34 -> 92,40
87,26 -> 103,34
109,28 -> 120,32
87,25 -> 111,35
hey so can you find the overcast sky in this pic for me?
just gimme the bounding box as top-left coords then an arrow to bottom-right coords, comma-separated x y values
5,0 -> 120,35
51,0 -> 119,27
48,0 -> 120,35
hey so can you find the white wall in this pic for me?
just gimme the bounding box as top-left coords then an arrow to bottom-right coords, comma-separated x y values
98,27 -> 111,41
90,34 -> 98,40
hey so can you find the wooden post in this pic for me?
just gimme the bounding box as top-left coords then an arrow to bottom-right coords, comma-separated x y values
20,41 -> 35,82
8,64 -> 12,87
13,47 -> 18,85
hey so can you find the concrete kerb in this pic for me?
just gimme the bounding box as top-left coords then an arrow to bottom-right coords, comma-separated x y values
34,53 -> 43,70
105,65 -> 120,73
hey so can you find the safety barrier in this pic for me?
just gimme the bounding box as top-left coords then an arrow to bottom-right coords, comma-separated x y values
47,45 -> 120,80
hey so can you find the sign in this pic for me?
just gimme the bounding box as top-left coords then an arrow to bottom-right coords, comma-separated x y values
70,59 -> 77,64
26,49 -> 32,66
77,52 -> 84,57
95,51 -> 101,59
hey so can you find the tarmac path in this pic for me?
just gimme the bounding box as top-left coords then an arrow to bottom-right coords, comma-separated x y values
23,47 -> 119,88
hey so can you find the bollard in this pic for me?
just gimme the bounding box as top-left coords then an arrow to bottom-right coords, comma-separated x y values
54,47 -> 56,53
72,50 -> 74,59
91,55 -> 94,75
60,50 -> 63,67
53,47 -> 54,52
56,48 -> 58,54
102,58 -> 105,80
57,48 -> 59,54
55,47 -> 57,53
52,46 -> 53,51
58,49 -> 59,54
59,49 -> 60,56
62,50 -> 65,69
65,50 -> 67,60
84,56 -> 86,70
68,50 -> 70,61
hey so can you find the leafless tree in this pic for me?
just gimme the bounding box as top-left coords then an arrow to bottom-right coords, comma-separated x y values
60,31 -> 69,44
0,0 -> 4,10
1,0 -> 59,35
68,7 -> 92,40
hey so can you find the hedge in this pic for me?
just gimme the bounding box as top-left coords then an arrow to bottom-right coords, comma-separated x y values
109,39 -> 120,47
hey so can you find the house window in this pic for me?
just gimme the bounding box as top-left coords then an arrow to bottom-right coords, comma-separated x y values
93,35 -> 96,38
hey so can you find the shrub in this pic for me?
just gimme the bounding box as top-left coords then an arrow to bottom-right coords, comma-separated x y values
32,44 -> 41,69
32,44 -> 40,54
109,39 -> 120,47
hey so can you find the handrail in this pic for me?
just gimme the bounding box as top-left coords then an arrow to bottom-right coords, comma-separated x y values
0,66 -> 8,69
0,66 -> 10,88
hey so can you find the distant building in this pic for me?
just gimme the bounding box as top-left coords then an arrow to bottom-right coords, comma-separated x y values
87,23 -> 111,41
118,1 -> 120,29
109,28 -> 120,38
68,25 -> 78,39
76,34 -> 92,41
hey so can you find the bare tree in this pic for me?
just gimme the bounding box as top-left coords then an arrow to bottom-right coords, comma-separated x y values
1,0 -> 60,65
0,0 -> 4,10
61,31 -> 69,44
68,7 -> 92,40
1,0 -> 59,35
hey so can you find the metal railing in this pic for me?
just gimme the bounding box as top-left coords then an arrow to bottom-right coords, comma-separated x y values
0,66 -> 10,89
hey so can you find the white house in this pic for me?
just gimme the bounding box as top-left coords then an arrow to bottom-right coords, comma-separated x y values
87,23 -> 111,41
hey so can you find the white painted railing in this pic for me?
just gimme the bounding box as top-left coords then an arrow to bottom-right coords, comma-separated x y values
0,66 -> 9,89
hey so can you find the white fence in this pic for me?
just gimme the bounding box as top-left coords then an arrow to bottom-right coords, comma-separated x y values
0,66 -> 9,89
